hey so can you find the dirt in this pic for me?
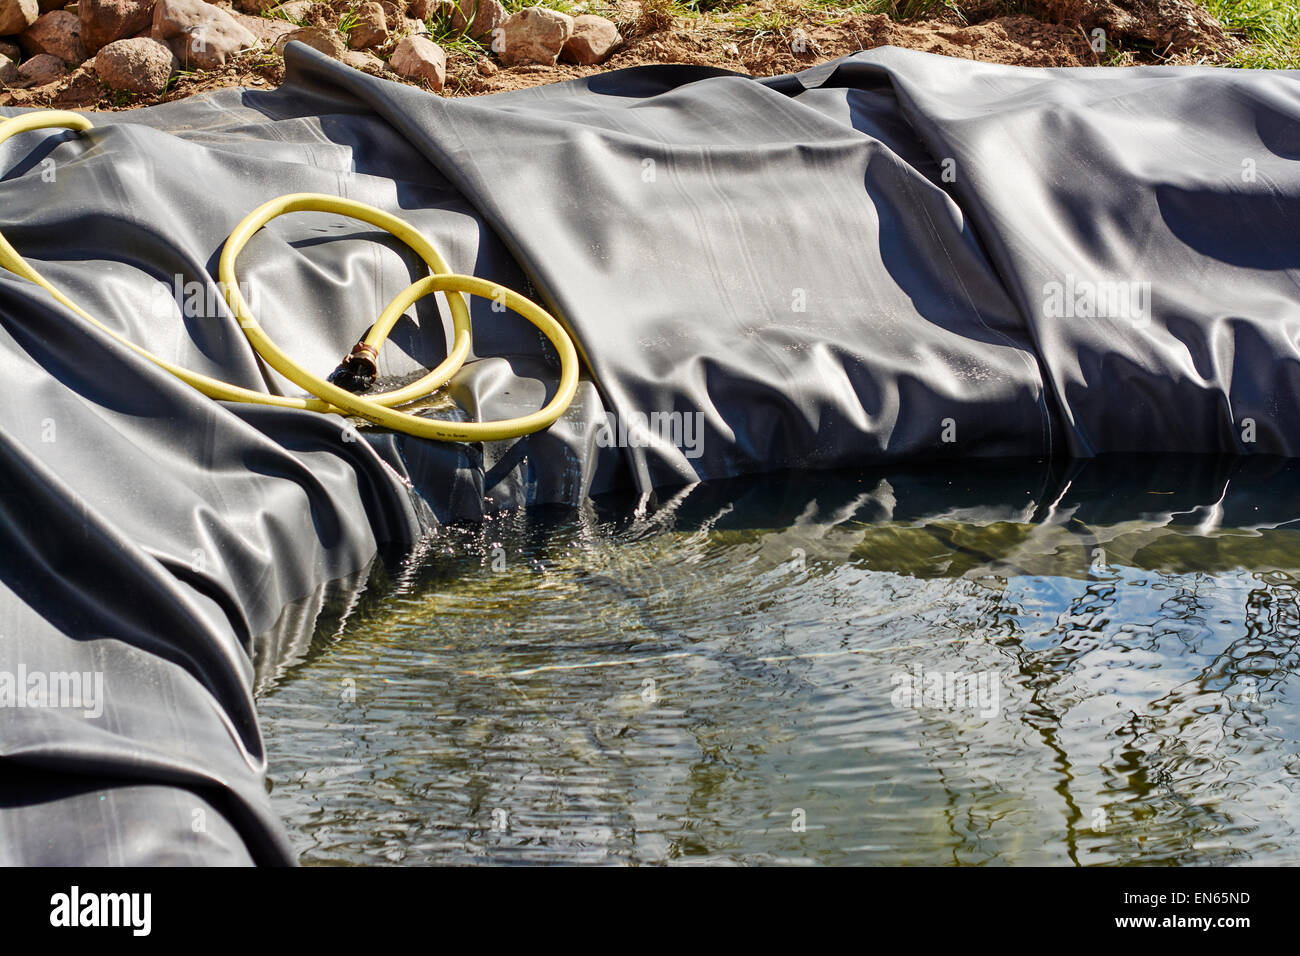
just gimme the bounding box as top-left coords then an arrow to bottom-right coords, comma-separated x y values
0,0 -> 1243,111
453,7 -> 1098,97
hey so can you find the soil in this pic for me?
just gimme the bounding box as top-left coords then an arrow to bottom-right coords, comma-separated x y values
0,0 -> 1245,111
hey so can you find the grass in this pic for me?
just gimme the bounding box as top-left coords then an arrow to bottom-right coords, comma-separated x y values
729,7 -> 792,31
424,8 -> 492,59
1203,0 -> 1300,68
265,4 -> 309,23
337,10 -> 363,37
501,0 -> 586,12
886,0 -> 955,17
160,68 -> 199,98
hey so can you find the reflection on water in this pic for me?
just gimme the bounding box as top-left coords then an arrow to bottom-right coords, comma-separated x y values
257,455 -> 1300,865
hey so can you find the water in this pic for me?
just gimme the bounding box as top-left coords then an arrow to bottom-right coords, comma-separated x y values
256,456 -> 1300,865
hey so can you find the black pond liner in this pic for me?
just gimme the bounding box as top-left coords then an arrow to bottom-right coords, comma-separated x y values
1,43 -> 1298,864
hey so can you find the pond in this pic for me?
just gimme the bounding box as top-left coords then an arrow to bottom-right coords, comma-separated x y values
256,455 -> 1300,865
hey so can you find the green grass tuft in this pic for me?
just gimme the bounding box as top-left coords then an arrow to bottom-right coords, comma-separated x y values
425,8 -> 490,59
264,5 -> 308,24
337,10 -> 362,36
1204,0 -> 1300,68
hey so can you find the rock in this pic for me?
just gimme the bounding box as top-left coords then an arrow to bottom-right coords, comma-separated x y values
20,10 -> 85,65
152,0 -> 257,70
274,25 -> 344,58
387,33 -> 442,89
80,0 -> 155,55
450,0 -> 503,40
230,9 -> 294,44
407,0 -> 450,20
497,6 -> 571,67
15,51 -> 63,86
37,0 -> 69,11
401,16 -> 428,36
347,1 -> 386,49
0,52 -> 18,84
93,35 -> 173,92
341,48 -> 382,71
560,13 -> 619,65
0,0 -> 39,36
234,0 -> 276,12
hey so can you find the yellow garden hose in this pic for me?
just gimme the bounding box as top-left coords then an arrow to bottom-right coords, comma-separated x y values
0,110 -> 579,442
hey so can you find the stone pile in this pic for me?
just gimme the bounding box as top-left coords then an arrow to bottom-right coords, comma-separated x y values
0,0 -> 624,97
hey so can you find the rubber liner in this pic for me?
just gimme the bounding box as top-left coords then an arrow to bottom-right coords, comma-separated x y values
0,44 -> 1297,864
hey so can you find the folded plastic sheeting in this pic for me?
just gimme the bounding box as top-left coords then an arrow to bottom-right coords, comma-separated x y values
0,44 -> 1297,864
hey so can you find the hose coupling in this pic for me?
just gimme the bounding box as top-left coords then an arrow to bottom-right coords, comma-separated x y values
328,339 -> 379,394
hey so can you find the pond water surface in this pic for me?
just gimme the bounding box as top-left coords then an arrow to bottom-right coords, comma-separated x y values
257,456 -> 1300,865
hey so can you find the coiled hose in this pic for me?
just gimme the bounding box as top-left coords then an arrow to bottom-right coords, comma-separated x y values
0,110 -> 579,442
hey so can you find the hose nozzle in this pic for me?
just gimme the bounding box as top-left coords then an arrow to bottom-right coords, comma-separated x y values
328,340 -> 378,394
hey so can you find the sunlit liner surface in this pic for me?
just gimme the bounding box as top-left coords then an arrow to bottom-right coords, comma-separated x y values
256,456 -> 1300,865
